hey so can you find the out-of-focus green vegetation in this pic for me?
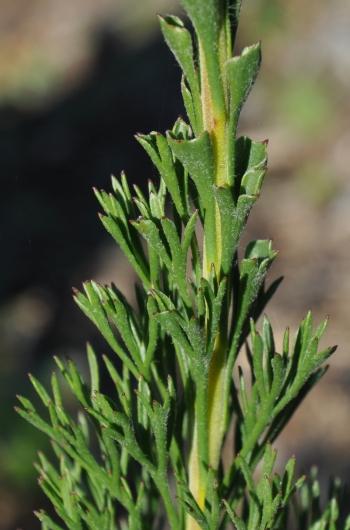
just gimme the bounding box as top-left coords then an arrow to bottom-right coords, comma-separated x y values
296,160 -> 339,207
275,77 -> 334,136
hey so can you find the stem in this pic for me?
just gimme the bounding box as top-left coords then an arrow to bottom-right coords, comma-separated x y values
207,331 -> 228,468
187,18 -> 230,529
154,473 -> 180,530
187,376 -> 209,519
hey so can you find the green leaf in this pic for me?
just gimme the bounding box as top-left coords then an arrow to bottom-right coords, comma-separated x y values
180,0 -> 226,115
159,15 -> 197,90
55,357 -> 88,408
136,132 -> 186,217
132,218 -> 171,269
229,240 -> 277,362
214,186 -> 255,274
144,296 -> 159,372
176,475 -> 210,530
16,406 -> 59,441
105,286 -> 144,371
35,511 -> 65,530
155,310 -> 193,359
168,131 -> 214,209
251,323 -> 266,400
87,344 -> 99,396
168,131 -> 217,269
74,282 -> 139,379
102,355 -> 131,416
227,43 -> 261,132
16,394 -> 36,413
232,136 -> 268,193
29,374 -> 51,407
100,213 -> 150,287
182,209 -> 198,254
149,179 -> 166,220
161,217 -> 190,303
181,76 -> 199,135
203,276 -> 227,352
159,15 -> 202,133
224,500 -> 247,530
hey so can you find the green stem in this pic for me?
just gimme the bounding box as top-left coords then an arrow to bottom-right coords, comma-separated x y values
154,473 -> 180,530
187,375 -> 209,514
187,15 -> 231,529
207,331 -> 228,467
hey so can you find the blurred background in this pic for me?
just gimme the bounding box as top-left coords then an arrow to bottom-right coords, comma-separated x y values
0,0 -> 349,527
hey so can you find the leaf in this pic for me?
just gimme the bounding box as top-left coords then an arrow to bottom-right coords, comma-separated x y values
229,240 -> 277,363
176,475 -> 210,530
214,186 -> 256,273
105,286 -> 144,371
95,178 -> 151,288
134,215 -> 192,304
74,282 -> 139,378
159,15 -> 202,133
155,310 -> 193,358
132,218 -> 171,269
224,500 -> 247,530
29,374 -> 51,407
161,217 -> 190,304
250,323 -> 266,400
180,0 -> 226,115
50,373 -> 70,427
87,344 -> 99,396
203,276 -> 227,351
136,132 -> 186,217
168,131 -> 217,268
168,131 -> 214,209
149,178 -> 166,219
35,511 -> 65,530
261,444 -> 277,478
102,355 -> 131,416
159,15 -> 198,93
227,43 -> 261,132
16,406 -> 59,441
144,296 -> 159,372
281,456 -> 302,505
182,209 -> 198,254
181,76 -> 199,135
232,136 -> 268,193
186,317 -> 207,363
235,137 -> 267,177
100,213 -> 150,287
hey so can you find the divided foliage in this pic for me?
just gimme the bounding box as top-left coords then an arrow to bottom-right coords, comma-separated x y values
17,1 -> 348,529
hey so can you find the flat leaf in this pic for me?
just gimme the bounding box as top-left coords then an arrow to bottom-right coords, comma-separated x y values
168,131 -> 214,209
160,15 -> 202,132
214,186 -> 255,273
227,43 -> 261,130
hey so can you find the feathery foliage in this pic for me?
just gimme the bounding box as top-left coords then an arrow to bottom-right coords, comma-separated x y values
17,1 -> 349,529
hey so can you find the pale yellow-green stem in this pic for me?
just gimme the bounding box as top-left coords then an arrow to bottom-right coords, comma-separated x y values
186,33 -> 229,530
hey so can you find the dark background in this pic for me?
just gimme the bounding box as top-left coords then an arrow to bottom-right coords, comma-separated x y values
0,0 -> 349,527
